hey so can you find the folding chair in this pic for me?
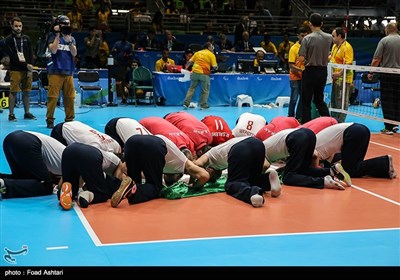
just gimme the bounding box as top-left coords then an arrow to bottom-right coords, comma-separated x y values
130,66 -> 154,106
77,71 -> 103,106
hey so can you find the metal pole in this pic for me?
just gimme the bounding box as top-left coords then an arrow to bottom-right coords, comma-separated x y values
107,55 -> 117,106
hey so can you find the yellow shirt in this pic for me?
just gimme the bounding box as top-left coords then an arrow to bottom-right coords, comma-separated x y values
190,49 -> 217,75
155,58 -> 175,72
288,41 -> 304,81
260,41 -> 278,57
278,41 -> 295,60
330,40 -> 354,83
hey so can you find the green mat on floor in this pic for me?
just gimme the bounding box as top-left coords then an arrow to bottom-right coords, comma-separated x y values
161,175 -> 227,200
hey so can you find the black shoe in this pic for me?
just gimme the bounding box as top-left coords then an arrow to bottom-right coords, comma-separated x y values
8,114 -> 17,122
24,112 -> 37,120
46,120 -> 54,129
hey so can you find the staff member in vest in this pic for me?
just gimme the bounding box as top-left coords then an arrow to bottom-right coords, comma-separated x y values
330,27 -> 354,123
45,15 -> 77,129
3,17 -> 36,121
183,42 -> 217,110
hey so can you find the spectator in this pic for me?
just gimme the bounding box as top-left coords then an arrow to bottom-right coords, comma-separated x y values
371,16 -> 386,37
98,31 -> 109,68
232,31 -> 254,52
111,31 -> 133,104
83,26 -> 102,68
3,17 -> 36,121
45,15 -> 77,129
67,5 -> 83,32
234,16 -> 249,45
151,11 -> 164,34
162,30 -> 177,51
216,33 -> 233,52
96,2 -> 111,32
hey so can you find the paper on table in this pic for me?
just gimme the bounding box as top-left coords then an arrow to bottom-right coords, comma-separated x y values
178,69 -> 191,82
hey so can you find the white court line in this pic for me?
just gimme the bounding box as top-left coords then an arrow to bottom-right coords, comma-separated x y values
74,204 -> 102,246
351,184 -> 400,206
370,140 -> 400,151
46,246 -> 69,250
97,227 -> 400,247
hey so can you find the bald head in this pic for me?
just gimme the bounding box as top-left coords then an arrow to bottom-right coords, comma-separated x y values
385,22 -> 398,34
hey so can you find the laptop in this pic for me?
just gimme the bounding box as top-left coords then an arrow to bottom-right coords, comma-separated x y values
253,47 -> 266,54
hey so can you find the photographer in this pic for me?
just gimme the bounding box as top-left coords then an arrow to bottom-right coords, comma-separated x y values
45,15 -> 77,129
83,26 -> 102,68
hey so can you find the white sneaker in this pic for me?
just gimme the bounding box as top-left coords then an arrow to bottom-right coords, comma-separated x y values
388,155 -> 397,179
77,190 -> 94,208
268,169 -> 281,197
324,175 -> 345,190
250,194 -> 264,207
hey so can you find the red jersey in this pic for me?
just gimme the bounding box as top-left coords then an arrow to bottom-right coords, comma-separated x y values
256,116 -> 300,141
301,117 -> 338,134
201,115 -> 234,146
164,111 -> 213,152
139,116 -> 195,155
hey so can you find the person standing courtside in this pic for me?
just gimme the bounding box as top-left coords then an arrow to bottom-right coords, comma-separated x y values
369,22 -> 400,135
288,26 -> 308,121
3,17 -> 36,121
45,15 -> 77,129
329,27 -> 354,123
298,13 -> 332,124
183,42 -> 217,110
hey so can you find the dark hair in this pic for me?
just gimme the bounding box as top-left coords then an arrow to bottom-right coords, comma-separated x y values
298,26 -> 309,34
334,27 -> 346,38
309,13 -> 323,27
10,17 -> 22,25
185,48 -> 194,55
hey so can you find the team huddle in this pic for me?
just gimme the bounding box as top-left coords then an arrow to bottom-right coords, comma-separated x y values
0,111 -> 396,210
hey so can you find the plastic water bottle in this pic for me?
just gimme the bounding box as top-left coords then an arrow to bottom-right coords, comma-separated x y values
232,63 -> 236,73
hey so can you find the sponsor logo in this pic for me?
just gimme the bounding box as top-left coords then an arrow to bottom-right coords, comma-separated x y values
3,245 -> 28,264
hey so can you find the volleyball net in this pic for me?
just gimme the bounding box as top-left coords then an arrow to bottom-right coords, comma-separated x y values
327,63 -> 400,127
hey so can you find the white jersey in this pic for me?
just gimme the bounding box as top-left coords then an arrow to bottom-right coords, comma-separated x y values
315,122 -> 354,161
263,128 -> 299,162
156,135 -> 187,174
204,136 -> 250,170
116,117 -> 152,144
25,131 -> 65,176
62,121 -> 121,153
232,112 -> 266,137
99,150 -> 122,177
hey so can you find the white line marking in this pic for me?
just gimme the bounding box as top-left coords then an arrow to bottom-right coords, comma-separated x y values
74,204 -> 102,246
351,184 -> 400,206
370,140 -> 400,151
46,246 -> 69,250
98,227 -> 400,247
